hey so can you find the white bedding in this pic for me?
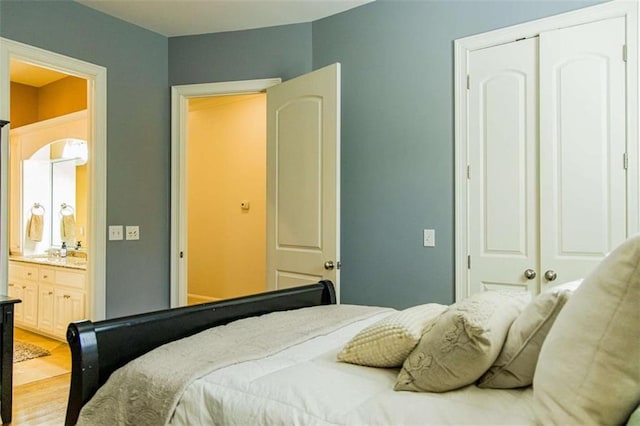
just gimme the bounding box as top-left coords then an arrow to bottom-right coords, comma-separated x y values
170,312 -> 536,426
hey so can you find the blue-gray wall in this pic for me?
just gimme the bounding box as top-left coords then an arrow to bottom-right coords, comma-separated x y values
169,0 -> 604,309
169,23 -> 312,85
1,0 -> 606,317
0,0 -> 170,317
312,0 -> 604,308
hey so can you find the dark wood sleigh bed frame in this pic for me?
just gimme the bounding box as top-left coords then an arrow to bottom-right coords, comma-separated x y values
64,280 -> 337,425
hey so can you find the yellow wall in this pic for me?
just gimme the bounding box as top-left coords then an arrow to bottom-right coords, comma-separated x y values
38,76 -> 87,121
187,94 -> 267,300
10,76 -> 86,127
10,75 -> 89,250
10,82 -> 38,128
76,164 -> 88,247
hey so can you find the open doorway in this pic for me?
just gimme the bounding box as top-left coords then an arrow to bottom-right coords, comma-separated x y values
186,93 -> 267,304
0,38 -> 107,322
171,65 -> 341,308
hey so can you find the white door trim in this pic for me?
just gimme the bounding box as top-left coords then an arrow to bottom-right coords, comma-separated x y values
170,78 -> 281,308
0,37 -> 107,320
454,0 -> 639,302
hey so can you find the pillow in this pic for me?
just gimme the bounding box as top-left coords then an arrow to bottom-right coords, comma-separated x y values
337,303 -> 447,368
477,288 -> 571,388
533,234 -> 640,425
394,291 -> 528,393
628,405 -> 640,426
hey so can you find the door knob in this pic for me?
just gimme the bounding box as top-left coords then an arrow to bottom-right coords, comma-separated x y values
324,261 -> 335,270
544,270 -> 557,281
524,269 -> 537,280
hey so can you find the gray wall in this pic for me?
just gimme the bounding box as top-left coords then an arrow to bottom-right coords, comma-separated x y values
311,0 -> 604,308
0,0 -> 170,317
169,23 -> 312,85
1,0 -> 607,317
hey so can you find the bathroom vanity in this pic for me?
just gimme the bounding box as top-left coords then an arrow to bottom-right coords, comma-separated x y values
8,257 -> 86,341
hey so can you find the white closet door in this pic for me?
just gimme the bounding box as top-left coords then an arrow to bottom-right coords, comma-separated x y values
539,17 -> 627,289
468,38 -> 539,295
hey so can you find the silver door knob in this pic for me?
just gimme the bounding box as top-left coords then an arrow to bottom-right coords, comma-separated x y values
524,269 -> 537,280
324,261 -> 335,270
544,270 -> 557,281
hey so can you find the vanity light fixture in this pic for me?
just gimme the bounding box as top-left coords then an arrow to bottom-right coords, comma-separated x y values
62,138 -> 88,165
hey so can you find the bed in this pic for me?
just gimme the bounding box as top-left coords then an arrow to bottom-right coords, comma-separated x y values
65,235 -> 640,426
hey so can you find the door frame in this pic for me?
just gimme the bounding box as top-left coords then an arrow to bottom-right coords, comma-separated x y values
454,0 -> 639,302
170,78 -> 281,308
0,37 -> 107,320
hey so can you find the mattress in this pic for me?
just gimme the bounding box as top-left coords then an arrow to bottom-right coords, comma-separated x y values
170,311 -> 536,425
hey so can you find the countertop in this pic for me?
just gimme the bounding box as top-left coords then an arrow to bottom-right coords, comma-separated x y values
9,255 -> 87,271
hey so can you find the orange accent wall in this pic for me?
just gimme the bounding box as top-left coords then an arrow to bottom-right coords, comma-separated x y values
11,76 -> 86,127
10,82 -> 38,128
187,94 -> 267,300
37,76 -> 87,121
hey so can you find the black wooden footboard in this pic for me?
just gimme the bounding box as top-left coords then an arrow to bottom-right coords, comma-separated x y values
65,280 -> 336,425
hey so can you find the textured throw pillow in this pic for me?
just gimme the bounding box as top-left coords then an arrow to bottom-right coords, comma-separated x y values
628,405 -> 640,426
395,291 -> 528,393
337,303 -> 447,368
477,288 -> 571,388
533,234 -> 640,425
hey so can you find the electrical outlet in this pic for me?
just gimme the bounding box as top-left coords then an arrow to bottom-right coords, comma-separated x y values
126,226 -> 140,241
108,225 -> 123,241
423,229 -> 435,247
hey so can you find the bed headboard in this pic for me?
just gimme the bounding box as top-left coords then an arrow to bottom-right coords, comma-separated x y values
65,280 -> 336,425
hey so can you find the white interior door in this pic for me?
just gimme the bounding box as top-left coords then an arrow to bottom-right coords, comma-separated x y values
266,63 -> 340,296
539,17 -> 627,289
468,38 -> 539,295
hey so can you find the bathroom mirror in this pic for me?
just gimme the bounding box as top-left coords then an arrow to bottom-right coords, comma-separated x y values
22,138 -> 87,254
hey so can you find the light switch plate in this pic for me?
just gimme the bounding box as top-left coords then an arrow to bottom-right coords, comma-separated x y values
126,226 -> 140,240
423,229 -> 435,247
109,225 -> 123,241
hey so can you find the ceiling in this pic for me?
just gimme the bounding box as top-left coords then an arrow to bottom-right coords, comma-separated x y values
75,0 -> 373,37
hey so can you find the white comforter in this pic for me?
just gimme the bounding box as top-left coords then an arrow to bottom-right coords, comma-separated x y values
170,312 -> 536,426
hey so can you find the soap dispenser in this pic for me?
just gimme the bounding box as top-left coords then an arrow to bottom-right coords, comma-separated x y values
60,242 -> 67,258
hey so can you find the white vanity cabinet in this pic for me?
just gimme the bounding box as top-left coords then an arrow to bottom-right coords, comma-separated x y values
9,261 -> 86,341
8,264 -> 39,328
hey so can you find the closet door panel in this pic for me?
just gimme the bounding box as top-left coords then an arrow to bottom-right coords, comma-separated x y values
540,17 -> 626,289
468,38 -> 538,296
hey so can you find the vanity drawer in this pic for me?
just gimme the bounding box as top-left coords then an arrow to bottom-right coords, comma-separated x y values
10,264 -> 38,282
39,268 -> 56,284
55,270 -> 86,290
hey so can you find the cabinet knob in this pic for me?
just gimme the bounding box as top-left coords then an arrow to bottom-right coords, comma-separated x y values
43,275 -> 48,279
64,295 -> 71,299
8,284 -> 13,287
48,291 -> 53,295
523,269 -> 537,280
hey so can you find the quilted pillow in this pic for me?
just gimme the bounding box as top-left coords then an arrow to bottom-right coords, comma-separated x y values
477,288 -> 571,388
337,303 -> 447,368
395,291 -> 528,393
533,234 -> 640,425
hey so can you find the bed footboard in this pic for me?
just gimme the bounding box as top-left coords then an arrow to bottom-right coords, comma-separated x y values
65,280 -> 336,425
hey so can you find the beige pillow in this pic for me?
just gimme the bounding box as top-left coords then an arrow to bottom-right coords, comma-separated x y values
533,234 -> 640,425
395,291 -> 527,393
337,303 -> 447,368
478,288 -> 571,388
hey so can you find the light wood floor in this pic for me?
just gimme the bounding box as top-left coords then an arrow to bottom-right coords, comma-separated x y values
11,329 -> 71,425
